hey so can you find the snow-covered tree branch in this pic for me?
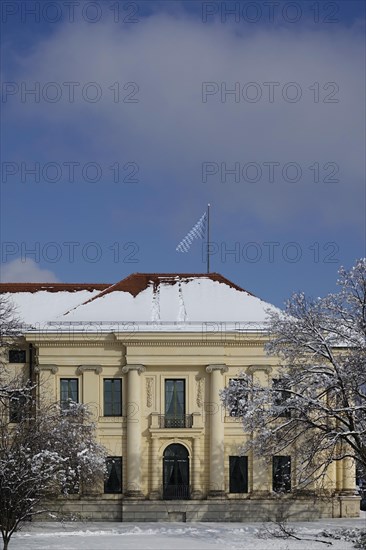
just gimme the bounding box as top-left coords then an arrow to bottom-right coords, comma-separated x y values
0,296 -> 108,550
221,259 -> 366,490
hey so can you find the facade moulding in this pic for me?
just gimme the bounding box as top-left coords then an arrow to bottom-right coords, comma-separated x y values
149,429 -> 203,437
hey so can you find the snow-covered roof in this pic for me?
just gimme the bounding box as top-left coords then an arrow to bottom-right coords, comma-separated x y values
0,273 -> 279,332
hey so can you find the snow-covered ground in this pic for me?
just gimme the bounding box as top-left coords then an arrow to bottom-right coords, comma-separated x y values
10,515 -> 366,550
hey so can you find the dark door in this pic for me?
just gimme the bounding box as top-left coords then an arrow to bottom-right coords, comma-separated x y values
163,444 -> 189,499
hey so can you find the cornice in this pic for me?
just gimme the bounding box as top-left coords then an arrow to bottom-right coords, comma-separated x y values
122,340 -> 265,347
115,332 -> 268,344
26,339 -> 266,348
27,341 -> 124,348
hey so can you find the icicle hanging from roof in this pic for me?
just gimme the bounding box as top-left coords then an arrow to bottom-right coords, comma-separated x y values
177,281 -> 188,323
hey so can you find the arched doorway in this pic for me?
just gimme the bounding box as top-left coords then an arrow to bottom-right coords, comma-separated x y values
163,444 -> 190,499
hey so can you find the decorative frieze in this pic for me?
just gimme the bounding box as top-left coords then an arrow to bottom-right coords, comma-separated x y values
195,375 -> 203,408
25,341 -> 124,348
123,340 -> 265,347
146,378 -> 154,408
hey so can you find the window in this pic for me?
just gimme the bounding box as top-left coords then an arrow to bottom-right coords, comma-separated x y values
9,391 -> 27,422
226,378 -> 248,417
272,378 -> 291,418
104,457 -> 122,493
60,379 -> 78,409
229,456 -> 248,493
165,379 -> 185,427
9,349 -> 26,363
273,456 -> 291,492
103,379 -> 122,416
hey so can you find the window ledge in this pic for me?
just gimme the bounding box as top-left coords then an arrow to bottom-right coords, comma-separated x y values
224,416 -> 242,423
98,416 -> 125,423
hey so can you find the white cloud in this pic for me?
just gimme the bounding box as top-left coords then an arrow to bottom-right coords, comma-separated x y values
3,13 -> 365,231
0,259 -> 60,283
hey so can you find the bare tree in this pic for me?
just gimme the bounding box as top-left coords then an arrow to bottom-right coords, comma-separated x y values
221,259 -> 366,488
0,296 -> 107,549
0,296 -> 22,350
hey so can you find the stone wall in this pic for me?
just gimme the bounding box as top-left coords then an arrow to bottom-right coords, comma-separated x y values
35,495 -> 360,522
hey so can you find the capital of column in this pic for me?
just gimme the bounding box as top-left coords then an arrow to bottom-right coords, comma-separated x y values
247,365 -> 273,375
206,364 -> 228,374
76,365 -> 103,375
122,364 -> 146,375
34,364 -> 58,374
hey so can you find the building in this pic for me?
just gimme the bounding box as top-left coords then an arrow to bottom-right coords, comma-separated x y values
0,273 -> 360,521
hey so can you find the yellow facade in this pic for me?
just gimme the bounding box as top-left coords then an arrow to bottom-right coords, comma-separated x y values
1,274 -> 360,521
12,331 -> 357,521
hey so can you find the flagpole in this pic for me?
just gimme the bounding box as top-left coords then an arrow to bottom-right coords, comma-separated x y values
207,203 -> 210,273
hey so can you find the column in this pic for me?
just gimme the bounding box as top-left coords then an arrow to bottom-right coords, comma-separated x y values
121,364 -> 145,498
192,437 -> 203,499
206,364 -> 228,497
342,457 -> 356,494
339,456 -> 358,518
150,437 -> 160,499
248,365 -> 272,495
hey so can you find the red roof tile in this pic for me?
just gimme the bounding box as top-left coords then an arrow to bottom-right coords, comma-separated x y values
78,273 -> 253,310
0,274 -> 254,299
0,283 -> 110,294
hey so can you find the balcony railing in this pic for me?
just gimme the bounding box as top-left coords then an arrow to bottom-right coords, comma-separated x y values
158,414 -> 193,429
163,484 -> 190,500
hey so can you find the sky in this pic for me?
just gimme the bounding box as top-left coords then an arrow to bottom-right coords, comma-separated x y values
0,0 -> 365,308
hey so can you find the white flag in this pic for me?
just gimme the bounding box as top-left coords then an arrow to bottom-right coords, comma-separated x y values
176,212 -> 207,253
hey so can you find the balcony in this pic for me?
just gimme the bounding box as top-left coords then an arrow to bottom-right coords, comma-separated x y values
149,412 -> 203,431
158,414 -> 193,429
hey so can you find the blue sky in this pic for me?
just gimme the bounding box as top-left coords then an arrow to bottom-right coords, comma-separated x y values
1,0 -> 365,308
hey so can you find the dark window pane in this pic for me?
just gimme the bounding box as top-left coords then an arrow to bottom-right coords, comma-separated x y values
104,457 -> 122,493
103,379 -> 122,416
272,379 -> 291,418
9,391 -> 27,422
60,379 -> 79,409
226,378 -> 248,417
229,456 -> 248,493
273,456 -> 291,492
9,350 -> 26,363
165,379 -> 185,419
